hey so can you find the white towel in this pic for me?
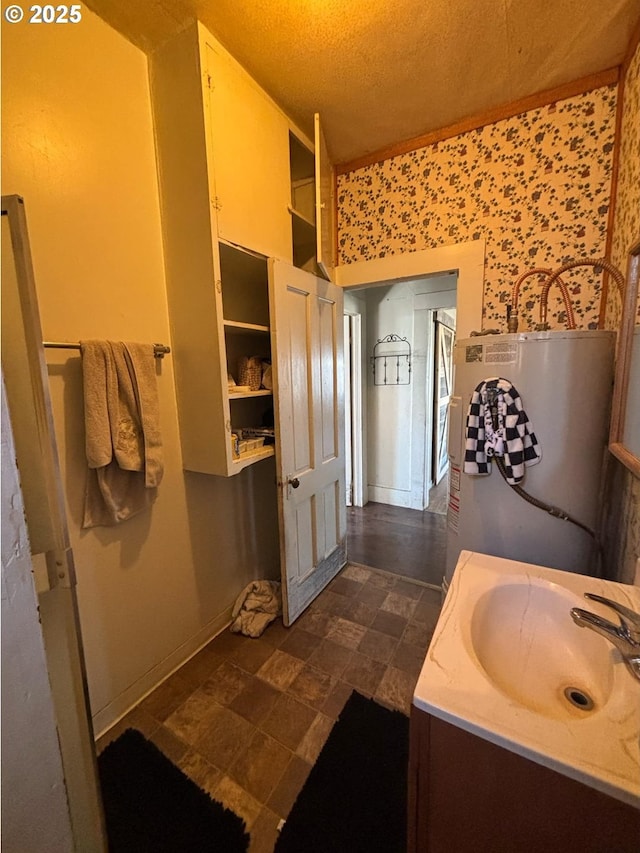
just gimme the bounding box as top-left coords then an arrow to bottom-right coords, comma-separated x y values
80,340 -> 163,527
230,581 -> 282,638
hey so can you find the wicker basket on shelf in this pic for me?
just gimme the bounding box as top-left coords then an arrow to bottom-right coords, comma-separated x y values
238,356 -> 262,391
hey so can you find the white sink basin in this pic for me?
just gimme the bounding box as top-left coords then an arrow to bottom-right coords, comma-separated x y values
469,579 -> 615,719
413,551 -> 640,808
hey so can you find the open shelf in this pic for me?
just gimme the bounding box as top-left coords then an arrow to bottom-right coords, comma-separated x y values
219,241 -> 269,327
290,133 -> 315,182
289,131 -> 318,274
231,444 -> 275,472
224,320 -> 270,335
289,205 -> 315,230
228,389 -> 272,399
292,211 -> 317,272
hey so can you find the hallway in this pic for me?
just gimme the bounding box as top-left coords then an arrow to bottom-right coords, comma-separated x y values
347,478 -> 448,587
97,563 -> 442,852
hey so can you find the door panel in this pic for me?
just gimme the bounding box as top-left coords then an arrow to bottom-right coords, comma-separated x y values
288,287 -> 313,471
295,499 -> 315,579
270,260 -> 346,624
319,296 -> 337,457
320,483 -> 339,557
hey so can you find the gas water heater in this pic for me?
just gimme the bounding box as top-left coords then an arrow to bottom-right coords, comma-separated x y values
444,330 -> 615,589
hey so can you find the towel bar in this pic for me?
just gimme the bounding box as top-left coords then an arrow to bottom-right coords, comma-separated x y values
43,341 -> 171,358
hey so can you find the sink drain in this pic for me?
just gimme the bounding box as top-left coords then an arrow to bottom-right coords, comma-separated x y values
563,686 -> 595,711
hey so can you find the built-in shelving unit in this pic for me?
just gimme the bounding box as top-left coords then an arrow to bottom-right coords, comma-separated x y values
150,22 -> 332,477
220,241 -> 275,471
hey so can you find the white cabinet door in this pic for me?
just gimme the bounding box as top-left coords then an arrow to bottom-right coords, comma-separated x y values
314,113 -> 335,281
269,260 -> 346,624
203,41 -> 292,261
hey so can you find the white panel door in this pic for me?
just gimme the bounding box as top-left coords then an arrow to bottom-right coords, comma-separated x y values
269,260 -> 346,624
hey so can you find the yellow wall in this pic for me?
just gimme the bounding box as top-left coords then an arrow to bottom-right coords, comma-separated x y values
1,8 -> 279,733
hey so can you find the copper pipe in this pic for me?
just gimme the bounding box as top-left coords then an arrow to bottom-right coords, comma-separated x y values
538,271 -> 576,331
542,259 -> 625,328
509,268 -> 550,332
508,267 -> 574,332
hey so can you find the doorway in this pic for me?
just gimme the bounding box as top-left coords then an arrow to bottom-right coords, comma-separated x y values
343,274 -> 458,587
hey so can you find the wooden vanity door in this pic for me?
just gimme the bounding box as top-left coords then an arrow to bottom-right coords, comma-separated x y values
269,259 -> 347,624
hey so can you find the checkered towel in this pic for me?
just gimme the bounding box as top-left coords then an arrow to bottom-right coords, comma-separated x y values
464,377 -> 541,484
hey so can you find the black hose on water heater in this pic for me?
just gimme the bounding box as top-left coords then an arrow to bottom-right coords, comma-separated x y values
486,389 -> 597,542
494,456 -> 596,540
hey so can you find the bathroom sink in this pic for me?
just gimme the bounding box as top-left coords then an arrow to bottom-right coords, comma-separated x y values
413,551 -> 640,808
469,579 -> 614,719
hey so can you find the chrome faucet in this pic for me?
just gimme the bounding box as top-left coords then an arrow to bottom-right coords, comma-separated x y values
570,593 -> 640,682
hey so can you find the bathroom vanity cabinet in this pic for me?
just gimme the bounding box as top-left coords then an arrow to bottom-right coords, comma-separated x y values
149,21 -> 334,476
408,707 -> 640,852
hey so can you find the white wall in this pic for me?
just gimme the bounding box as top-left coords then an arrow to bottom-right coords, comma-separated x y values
1,377 -> 74,853
367,282 -> 415,505
2,9 -> 279,734
365,275 -> 456,509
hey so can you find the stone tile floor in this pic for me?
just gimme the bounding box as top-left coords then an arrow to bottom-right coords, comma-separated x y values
97,563 -> 443,853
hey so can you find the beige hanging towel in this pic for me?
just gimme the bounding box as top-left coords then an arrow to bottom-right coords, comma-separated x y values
80,340 -> 164,528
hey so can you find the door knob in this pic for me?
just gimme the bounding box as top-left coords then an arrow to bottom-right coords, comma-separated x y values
288,477 -> 300,489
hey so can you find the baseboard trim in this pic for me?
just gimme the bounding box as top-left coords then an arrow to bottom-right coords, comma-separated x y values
368,485 -> 413,508
92,605 -> 233,738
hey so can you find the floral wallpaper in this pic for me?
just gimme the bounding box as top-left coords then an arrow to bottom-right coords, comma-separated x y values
608,39 -> 640,328
338,87 -> 618,332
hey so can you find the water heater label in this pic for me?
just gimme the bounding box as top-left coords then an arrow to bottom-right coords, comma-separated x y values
461,341 -> 518,365
484,342 -> 518,364
450,465 -> 460,492
464,344 -> 484,363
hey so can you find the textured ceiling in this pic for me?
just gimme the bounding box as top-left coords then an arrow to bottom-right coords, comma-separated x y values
85,0 -> 640,164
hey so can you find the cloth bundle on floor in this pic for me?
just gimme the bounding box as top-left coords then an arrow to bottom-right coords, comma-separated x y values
230,580 -> 282,638
464,377 -> 541,485
80,341 -> 164,528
